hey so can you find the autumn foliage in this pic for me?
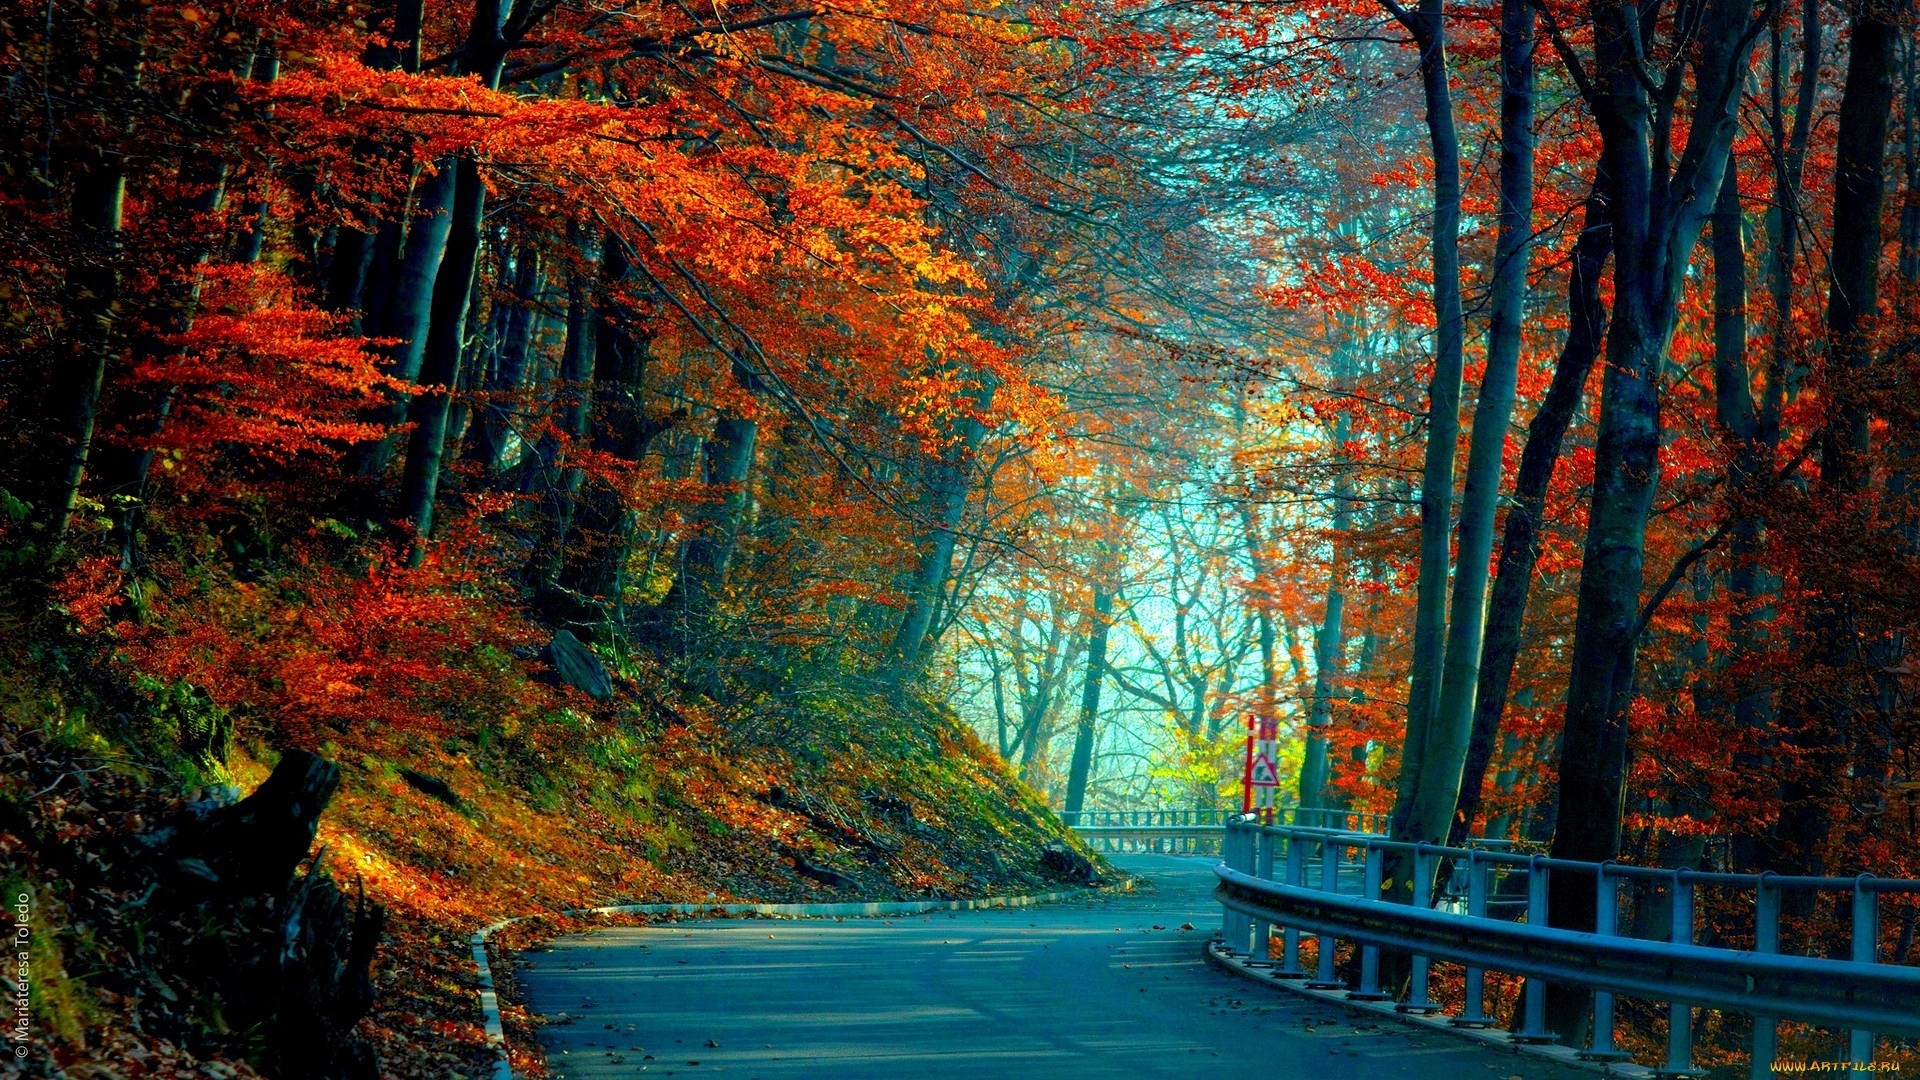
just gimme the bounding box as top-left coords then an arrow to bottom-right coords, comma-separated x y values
2,0 -> 1920,1070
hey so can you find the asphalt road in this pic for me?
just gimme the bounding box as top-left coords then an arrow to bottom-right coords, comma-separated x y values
517,853 -> 1590,1080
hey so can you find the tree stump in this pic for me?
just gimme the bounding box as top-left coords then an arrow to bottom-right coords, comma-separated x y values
143,750 -> 385,1080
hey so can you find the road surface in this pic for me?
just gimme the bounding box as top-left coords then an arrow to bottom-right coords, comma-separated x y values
517,853 -> 1589,1079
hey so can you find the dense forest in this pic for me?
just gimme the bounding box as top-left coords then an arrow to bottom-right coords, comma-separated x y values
2,0 -> 1917,1070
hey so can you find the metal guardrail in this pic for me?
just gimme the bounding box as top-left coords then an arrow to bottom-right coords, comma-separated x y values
1074,825 -> 1223,855
1215,817 -> 1920,1078
1071,808 -> 1390,856
1073,809 -> 1233,827
1070,809 -> 1232,854
1067,807 -> 1397,857
1070,807 -> 1389,830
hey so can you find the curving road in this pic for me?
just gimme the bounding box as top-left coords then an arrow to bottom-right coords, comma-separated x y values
517,854 -> 1589,1079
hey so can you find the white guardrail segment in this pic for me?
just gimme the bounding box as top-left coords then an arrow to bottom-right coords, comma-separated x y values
1072,826 -> 1224,854
1213,816 -> 1920,1078
1072,807 -> 1391,855
1070,807 -> 1389,830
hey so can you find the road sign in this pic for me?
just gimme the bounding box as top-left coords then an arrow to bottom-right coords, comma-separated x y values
1249,751 -> 1279,788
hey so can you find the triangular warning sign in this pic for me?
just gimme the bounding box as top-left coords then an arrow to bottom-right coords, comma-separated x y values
1249,753 -> 1280,787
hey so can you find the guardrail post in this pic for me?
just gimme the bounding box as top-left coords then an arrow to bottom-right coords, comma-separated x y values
1658,870 -> 1696,1077
1249,827 -> 1276,965
1398,843 -> 1441,1013
1235,821 -> 1258,951
1750,873 -> 1779,1080
1578,863 -> 1632,1060
1350,841 -> 1388,1000
1510,857 -> 1556,1044
1850,877 -> 1878,1068
1306,835 -> 1345,989
1451,851 -> 1493,1027
1277,832 -> 1305,978
1220,820 -> 1248,953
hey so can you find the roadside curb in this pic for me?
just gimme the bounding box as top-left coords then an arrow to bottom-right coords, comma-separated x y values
1201,939 -> 1653,1079
472,889 -> 1093,1080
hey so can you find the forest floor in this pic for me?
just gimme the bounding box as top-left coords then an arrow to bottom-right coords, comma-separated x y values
0,612 -> 1100,1080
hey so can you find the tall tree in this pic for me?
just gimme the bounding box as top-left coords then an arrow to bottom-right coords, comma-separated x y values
663,364 -> 759,641
349,165 -> 457,480
559,240 -> 678,619
1299,331 -> 1358,811
1379,0 -> 1468,846
889,366 -> 1003,675
1449,174 -> 1613,843
1399,0 -> 1536,847
44,161 -> 127,542
1062,586 -> 1115,824
1547,0 -> 1761,1035
393,0 -> 526,556
525,230 -> 600,593
465,244 -> 547,476
1777,0 -> 1909,874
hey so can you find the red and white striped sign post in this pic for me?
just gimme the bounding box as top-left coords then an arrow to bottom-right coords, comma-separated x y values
1240,715 -> 1256,815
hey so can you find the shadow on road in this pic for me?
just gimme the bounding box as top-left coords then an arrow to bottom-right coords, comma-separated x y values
518,853 -> 1589,1079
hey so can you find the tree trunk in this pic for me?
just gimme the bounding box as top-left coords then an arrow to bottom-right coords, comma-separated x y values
88,39 -> 265,540
441,266 -> 492,463
1449,173 -> 1612,844
324,0 -> 424,335
1409,0 -> 1534,848
889,378 -> 995,674
466,246 -> 545,475
1387,0 -> 1466,843
667,404 -> 759,631
1547,0 -> 1753,1037
1062,588 -> 1113,825
1779,0 -> 1904,876
1300,401 -> 1351,810
378,0 -> 427,74
230,54 -> 280,265
44,163 -> 127,541
1300,316 -> 1359,810
348,162 -> 458,479
525,231 -> 597,591
1712,147 -> 1786,872
387,0 -> 518,548
1766,0 -> 1819,422
395,155 -> 487,555
1902,35 -> 1919,283
1246,534 -> 1280,767
86,156 -> 232,562
1705,4 -> 1818,871
1817,1 -> 1901,496
1232,398 -> 1282,793
1330,610 -> 1384,811
325,214 -> 379,326
559,239 -> 676,614
1301,586 -> 1345,810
